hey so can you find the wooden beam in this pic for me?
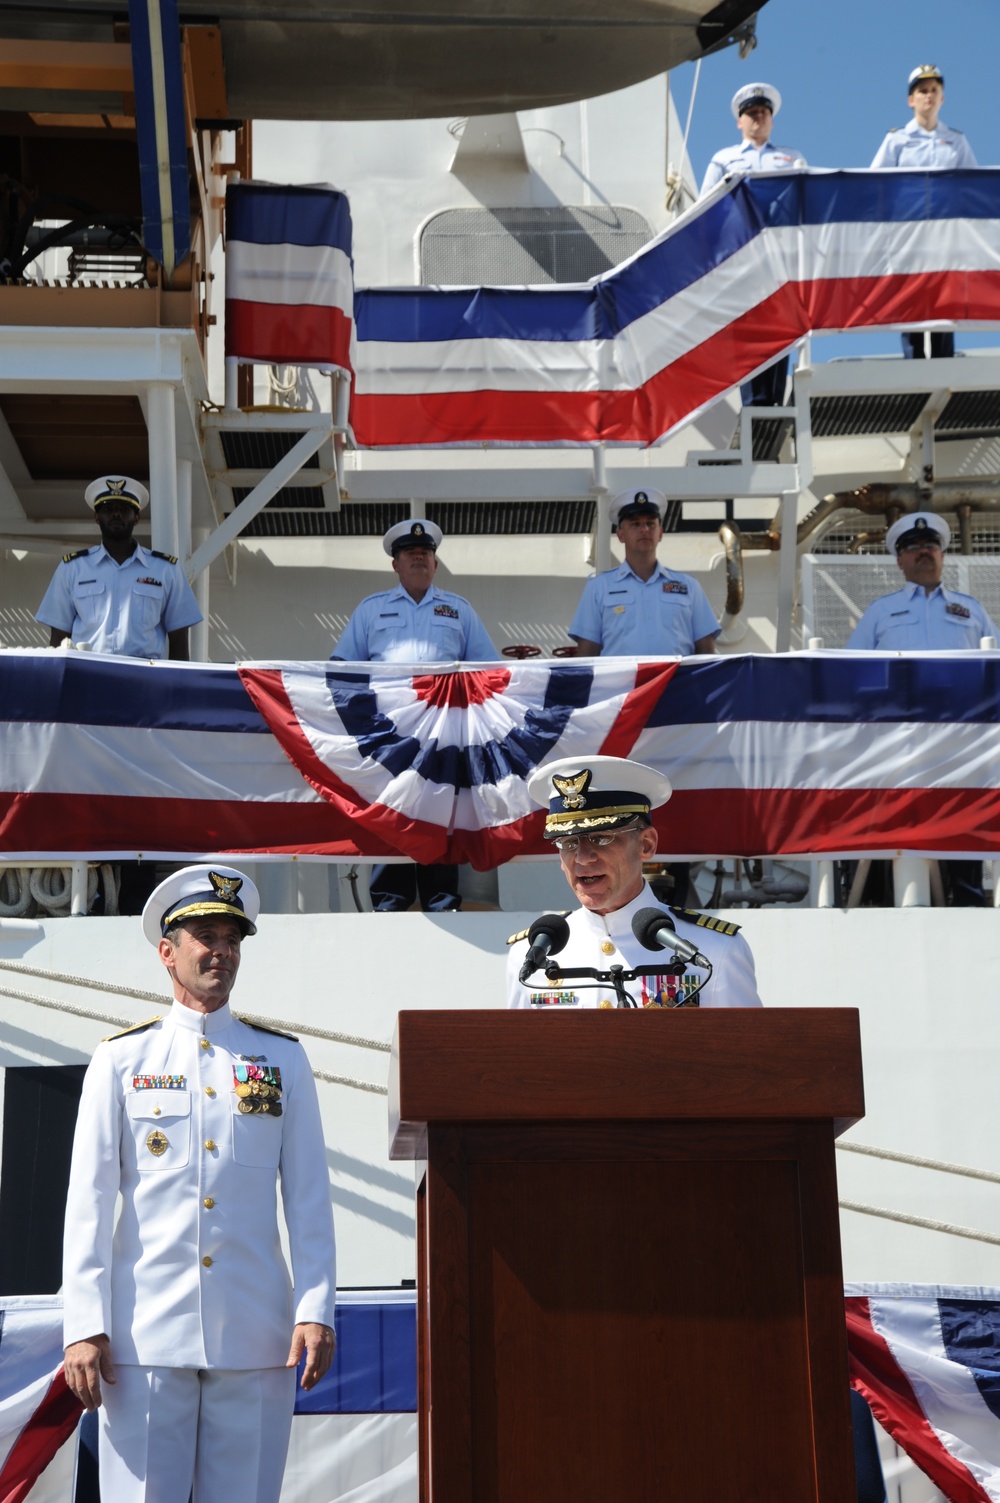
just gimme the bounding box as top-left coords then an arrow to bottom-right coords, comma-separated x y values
183,26 -> 229,121
0,40 -> 133,95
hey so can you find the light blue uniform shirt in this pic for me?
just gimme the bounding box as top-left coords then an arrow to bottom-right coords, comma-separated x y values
870,118 -> 977,170
331,583 -> 499,662
700,138 -> 806,197
36,542 -> 201,658
846,581 -> 997,650
569,560 -> 720,656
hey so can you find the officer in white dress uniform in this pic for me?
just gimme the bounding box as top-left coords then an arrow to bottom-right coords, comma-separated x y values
506,756 -> 761,1009
568,489 -> 719,657
36,475 -> 202,659
870,66 -> 978,359
62,866 -> 336,1503
332,518 -> 499,914
845,512 -> 998,650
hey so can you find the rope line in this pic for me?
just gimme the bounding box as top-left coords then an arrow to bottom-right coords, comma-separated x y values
313,1068 -> 387,1096
0,961 -> 390,1052
0,983 -> 130,1029
839,1199 -> 1000,1248
838,1138 -> 1000,1186
0,984 -> 386,1095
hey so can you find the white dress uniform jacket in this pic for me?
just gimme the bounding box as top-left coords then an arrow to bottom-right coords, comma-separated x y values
846,582 -> 998,650
36,543 -> 202,658
870,118 -> 978,170
506,884 -> 761,1010
700,139 -> 806,197
331,582 -> 499,662
569,561 -> 720,656
63,1000 -> 336,1368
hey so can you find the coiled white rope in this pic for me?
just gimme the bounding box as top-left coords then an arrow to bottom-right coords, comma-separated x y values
0,865 -> 119,917
0,869 -> 31,917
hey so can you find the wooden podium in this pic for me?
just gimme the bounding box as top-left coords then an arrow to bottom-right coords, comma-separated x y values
389,1008 -> 864,1503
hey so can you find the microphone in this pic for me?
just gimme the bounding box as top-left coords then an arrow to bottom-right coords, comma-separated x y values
631,907 -> 710,970
518,913 -> 570,984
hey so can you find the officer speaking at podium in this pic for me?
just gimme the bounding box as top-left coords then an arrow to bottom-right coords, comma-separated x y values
506,755 -> 762,1010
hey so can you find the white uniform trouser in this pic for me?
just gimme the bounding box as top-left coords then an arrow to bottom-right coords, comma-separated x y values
98,1364 -> 297,1503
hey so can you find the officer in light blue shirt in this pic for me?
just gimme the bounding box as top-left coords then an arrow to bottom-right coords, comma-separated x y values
871,65 -> 978,359
569,489 -> 719,658
846,511 -> 998,650
701,84 -> 804,408
331,518 -> 499,913
699,82 -> 806,197
331,519 -> 498,664
845,509 -> 993,907
36,475 -> 202,659
871,65 -> 977,171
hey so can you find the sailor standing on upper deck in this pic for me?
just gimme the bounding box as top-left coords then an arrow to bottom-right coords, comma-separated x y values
568,488 -> 719,658
870,64 -> 977,172
700,84 -> 805,409
331,519 -> 498,664
845,512 -> 998,650
699,82 -> 806,197
331,518 -> 498,913
870,65 -> 978,360
36,475 -> 202,659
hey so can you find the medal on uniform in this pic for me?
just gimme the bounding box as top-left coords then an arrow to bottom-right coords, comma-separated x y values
146,1129 -> 168,1156
233,1063 -> 283,1114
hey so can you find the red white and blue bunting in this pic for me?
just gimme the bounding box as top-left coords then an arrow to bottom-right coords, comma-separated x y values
2,651 -> 1000,863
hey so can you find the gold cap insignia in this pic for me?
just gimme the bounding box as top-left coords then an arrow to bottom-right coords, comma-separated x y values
552,770 -> 591,811
209,871 -> 243,902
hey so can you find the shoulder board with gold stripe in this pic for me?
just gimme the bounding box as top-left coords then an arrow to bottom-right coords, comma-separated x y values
670,907 -> 742,937
235,1015 -> 299,1042
103,1014 -> 162,1041
150,549 -> 179,564
62,548 -> 90,563
507,910 -> 570,946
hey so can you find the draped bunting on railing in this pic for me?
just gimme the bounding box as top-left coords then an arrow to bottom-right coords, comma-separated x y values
2,651 -> 999,864
351,169 -> 1000,447
8,1291 -> 1000,1502
222,170 -> 1000,449
225,181 -> 355,378
848,1287 -> 1000,1503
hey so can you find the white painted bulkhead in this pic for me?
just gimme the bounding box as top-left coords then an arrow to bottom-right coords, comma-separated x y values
1,904 -> 998,1292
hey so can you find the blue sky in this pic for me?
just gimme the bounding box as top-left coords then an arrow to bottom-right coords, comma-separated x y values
670,0 -> 997,359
